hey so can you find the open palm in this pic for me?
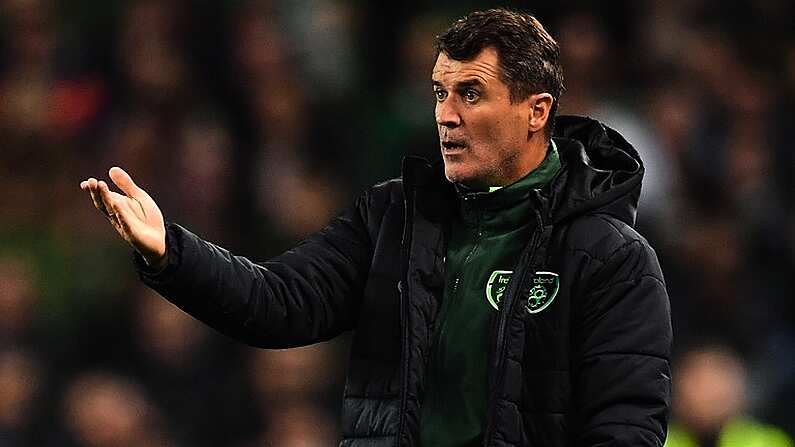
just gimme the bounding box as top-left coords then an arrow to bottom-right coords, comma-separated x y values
80,167 -> 167,269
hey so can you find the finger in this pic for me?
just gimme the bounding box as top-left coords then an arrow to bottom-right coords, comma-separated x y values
87,179 -> 110,217
109,167 -> 145,199
88,187 -> 103,213
98,181 -> 121,227
116,206 -> 135,241
88,188 -> 104,214
81,178 -> 95,190
112,198 -> 136,237
98,181 -> 129,202
83,179 -> 97,190
98,180 -> 113,202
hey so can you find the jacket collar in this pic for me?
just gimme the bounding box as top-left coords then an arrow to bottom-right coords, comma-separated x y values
401,115 -> 645,228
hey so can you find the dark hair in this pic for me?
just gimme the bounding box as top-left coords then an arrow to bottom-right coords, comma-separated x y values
435,8 -> 564,137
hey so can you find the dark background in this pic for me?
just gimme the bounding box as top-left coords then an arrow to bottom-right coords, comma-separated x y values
1,0 -> 793,445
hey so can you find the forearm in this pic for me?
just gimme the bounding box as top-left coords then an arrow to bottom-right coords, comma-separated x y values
135,221 -> 367,348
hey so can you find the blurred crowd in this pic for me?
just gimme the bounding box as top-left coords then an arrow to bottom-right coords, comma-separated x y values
0,0 -> 793,445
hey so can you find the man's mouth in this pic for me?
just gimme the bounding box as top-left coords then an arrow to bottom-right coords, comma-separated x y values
441,141 -> 467,152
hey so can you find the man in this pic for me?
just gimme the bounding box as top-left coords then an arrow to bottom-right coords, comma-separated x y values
665,345 -> 793,447
81,8 -> 671,447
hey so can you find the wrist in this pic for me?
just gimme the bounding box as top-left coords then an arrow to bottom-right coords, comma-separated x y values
144,249 -> 168,272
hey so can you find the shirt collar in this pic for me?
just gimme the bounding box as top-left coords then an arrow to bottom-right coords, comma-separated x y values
456,140 -> 561,228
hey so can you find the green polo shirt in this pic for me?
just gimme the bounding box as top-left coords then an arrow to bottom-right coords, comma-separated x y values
419,141 -> 561,447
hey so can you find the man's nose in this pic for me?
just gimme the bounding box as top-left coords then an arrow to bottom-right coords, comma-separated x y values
435,99 -> 461,128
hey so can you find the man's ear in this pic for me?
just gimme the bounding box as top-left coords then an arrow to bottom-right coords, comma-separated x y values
527,93 -> 554,133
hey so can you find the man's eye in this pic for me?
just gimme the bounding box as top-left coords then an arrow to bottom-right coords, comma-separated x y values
434,90 -> 447,101
464,89 -> 480,102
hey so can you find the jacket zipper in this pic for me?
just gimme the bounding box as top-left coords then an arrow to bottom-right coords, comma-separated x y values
483,203 -> 545,445
397,188 -> 416,447
430,224 -> 482,383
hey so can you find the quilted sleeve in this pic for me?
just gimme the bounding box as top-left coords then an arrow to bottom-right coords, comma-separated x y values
573,235 -> 673,447
133,189 -> 377,349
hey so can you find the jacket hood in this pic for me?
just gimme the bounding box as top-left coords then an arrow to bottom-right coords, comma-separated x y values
401,115 -> 644,227
546,115 -> 643,226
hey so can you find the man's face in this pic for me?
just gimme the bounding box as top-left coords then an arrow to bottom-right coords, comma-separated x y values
432,47 -> 532,188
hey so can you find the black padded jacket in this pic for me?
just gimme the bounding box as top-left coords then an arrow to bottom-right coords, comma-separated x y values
135,115 -> 672,447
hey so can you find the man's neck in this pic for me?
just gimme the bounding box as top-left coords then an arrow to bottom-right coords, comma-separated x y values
459,139 -> 558,193
468,137 -> 550,191
501,135 -> 550,186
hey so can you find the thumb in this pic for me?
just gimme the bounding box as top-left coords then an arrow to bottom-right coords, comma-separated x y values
109,166 -> 144,198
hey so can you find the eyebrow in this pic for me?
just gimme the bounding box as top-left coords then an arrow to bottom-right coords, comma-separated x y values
432,78 -> 486,89
457,79 -> 485,89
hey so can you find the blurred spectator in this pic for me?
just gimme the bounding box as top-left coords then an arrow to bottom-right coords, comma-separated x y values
0,256 -> 37,343
0,348 -> 42,445
273,0 -> 359,101
0,0 -> 106,230
129,286 -> 237,445
117,0 -> 190,108
247,341 -> 348,445
233,2 -> 346,242
254,403 -> 339,447
172,111 -> 235,238
132,286 -> 207,372
249,342 -> 344,404
62,371 -> 175,447
102,0 -> 195,206
667,213 -> 791,359
665,345 -> 793,447
556,9 -> 612,115
555,9 -> 677,231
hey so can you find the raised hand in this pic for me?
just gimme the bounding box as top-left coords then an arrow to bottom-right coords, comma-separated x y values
80,167 -> 167,270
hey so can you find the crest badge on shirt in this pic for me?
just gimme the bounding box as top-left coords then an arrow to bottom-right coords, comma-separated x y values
486,270 -> 559,314
525,271 -> 559,314
486,270 -> 513,310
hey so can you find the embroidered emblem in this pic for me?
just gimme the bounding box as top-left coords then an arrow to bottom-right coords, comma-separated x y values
525,271 -> 559,314
485,270 -> 513,310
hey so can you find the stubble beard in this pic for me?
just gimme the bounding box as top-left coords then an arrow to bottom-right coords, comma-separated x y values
444,145 -> 521,189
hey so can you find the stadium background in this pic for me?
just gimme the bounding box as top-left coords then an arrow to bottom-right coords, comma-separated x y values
1,0 -> 794,445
